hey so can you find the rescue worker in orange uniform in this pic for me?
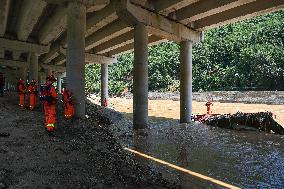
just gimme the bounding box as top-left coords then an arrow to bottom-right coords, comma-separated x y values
62,88 -> 74,119
28,79 -> 38,111
42,75 -> 58,132
17,79 -> 26,108
205,101 -> 213,114
103,98 -> 108,107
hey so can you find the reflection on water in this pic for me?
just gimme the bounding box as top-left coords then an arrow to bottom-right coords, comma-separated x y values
111,115 -> 284,189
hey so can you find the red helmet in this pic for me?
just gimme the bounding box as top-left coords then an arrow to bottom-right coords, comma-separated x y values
46,75 -> 56,82
19,79 -> 25,84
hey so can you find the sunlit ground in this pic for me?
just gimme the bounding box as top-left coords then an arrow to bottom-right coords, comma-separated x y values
109,97 -> 284,126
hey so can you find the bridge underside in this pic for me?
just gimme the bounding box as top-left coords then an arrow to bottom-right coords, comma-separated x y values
0,0 -> 283,125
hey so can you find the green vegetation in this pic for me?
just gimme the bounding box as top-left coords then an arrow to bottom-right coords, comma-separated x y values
85,10 -> 284,95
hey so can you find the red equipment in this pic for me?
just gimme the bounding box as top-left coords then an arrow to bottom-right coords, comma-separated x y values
103,98 -> 108,107
205,101 -> 213,114
193,100 -> 220,123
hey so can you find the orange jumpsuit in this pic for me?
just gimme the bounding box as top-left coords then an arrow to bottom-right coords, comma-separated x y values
28,84 -> 37,110
205,101 -> 213,114
62,89 -> 74,119
43,84 -> 58,132
18,82 -> 26,108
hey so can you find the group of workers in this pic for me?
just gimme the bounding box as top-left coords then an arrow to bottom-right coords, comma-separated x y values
17,75 -> 74,133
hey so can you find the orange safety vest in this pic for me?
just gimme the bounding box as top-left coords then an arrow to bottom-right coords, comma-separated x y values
28,84 -> 37,94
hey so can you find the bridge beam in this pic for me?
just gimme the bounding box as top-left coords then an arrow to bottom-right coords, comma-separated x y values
53,54 -> 66,65
60,47 -> 117,64
41,64 -> 66,72
16,0 -> 47,41
93,30 -> 134,54
118,0 -> 200,42
194,0 -> 284,30
41,44 -> 61,63
0,38 -> 50,54
0,0 -> 10,37
86,1 -> 117,37
41,1 -> 118,63
105,35 -> 165,56
153,0 -> 199,15
176,0 -> 256,24
86,20 -> 132,51
38,7 -> 67,45
0,59 -> 29,68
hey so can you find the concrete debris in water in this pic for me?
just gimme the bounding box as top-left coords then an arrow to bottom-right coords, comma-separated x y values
205,112 -> 284,134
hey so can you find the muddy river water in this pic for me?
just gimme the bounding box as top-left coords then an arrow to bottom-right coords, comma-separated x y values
108,98 -> 284,189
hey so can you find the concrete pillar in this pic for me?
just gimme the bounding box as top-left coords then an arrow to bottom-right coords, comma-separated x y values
57,76 -> 62,94
133,23 -> 148,129
101,64 -> 108,107
20,68 -> 27,81
46,69 -> 51,76
29,53 -> 39,82
180,40 -> 193,123
66,1 -> 86,118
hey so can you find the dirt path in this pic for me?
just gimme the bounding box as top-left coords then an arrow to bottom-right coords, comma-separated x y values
109,98 -> 284,126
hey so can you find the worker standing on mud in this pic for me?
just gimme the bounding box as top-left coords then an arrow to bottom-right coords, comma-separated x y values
62,88 -> 74,119
28,79 -> 38,111
205,101 -> 213,114
0,73 -> 4,97
40,75 -> 58,133
17,79 -> 26,108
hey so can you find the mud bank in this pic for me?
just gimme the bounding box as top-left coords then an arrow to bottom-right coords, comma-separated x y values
204,112 -> 284,134
121,91 -> 284,105
0,95 -> 180,189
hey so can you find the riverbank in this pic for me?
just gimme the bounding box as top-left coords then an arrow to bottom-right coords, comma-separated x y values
0,94 -> 180,189
120,91 -> 284,105
106,96 -> 284,126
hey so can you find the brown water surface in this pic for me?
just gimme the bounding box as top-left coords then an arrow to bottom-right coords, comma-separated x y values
108,97 -> 284,189
110,98 -> 284,125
